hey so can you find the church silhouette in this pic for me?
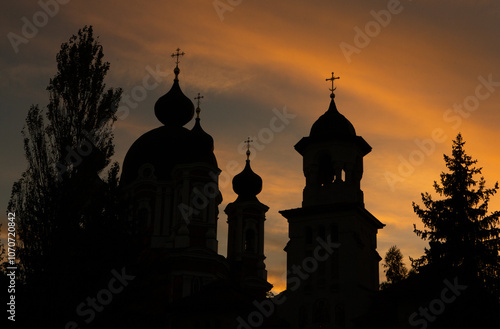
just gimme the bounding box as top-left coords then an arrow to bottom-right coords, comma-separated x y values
119,49 -> 384,329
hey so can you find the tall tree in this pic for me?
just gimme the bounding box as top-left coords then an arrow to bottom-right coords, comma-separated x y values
380,245 -> 408,289
7,26 -> 132,326
412,133 -> 500,299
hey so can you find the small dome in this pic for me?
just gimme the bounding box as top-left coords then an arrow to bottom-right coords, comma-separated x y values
232,160 -> 262,201
310,98 -> 356,139
188,115 -> 217,166
154,68 -> 195,127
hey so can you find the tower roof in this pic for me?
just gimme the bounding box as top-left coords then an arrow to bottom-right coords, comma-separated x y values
232,160 -> 263,201
188,94 -> 217,165
154,49 -> 194,126
232,138 -> 263,201
310,72 -> 355,139
295,81 -> 371,156
309,97 -> 356,139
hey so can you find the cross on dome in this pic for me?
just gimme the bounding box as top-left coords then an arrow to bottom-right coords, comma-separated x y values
244,137 -> 253,160
326,72 -> 340,98
194,93 -> 204,118
171,48 -> 185,66
171,48 -> 185,80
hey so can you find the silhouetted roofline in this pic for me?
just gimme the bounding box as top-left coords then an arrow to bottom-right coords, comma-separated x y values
280,203 -> 385,229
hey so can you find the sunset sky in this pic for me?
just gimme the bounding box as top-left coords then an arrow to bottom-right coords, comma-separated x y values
2,0 -> 500,293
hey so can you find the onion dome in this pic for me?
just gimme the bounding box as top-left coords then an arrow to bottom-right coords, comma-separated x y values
154,65 -> 195,126
189,104 -> 217,166
232,145 -> 262,201
310,97 -> 356,139
310,72 -> 355,139
121,50 -> 197,186
295,93 -> 371,157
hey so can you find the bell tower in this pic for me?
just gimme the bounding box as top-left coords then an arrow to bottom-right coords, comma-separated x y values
296,73 -> 371,207
279,74 -> 384,329
225,139 -> 272,299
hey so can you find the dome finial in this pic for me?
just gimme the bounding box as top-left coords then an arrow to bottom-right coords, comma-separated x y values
194,93 -> 204,118
171,48 -> 185,80
326,72 -> 340,99
244,137 -> 253,161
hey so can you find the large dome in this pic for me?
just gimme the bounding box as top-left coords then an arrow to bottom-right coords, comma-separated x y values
310,98 -> 356,139
120,65 -> 217,186
120,126 -> 192,185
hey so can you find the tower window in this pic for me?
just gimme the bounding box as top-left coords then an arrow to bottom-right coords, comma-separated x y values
192,277 -> 201,295
244,229 -> 256,252
318,154 -> 334,186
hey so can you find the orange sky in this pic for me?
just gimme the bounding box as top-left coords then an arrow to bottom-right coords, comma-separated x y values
2,0 -> 500,293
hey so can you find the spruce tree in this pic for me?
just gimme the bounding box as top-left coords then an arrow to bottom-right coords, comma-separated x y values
412,133 -> 500,299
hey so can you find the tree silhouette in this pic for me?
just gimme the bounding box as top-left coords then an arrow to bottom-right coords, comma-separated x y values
412,133 -> 500,299
380,245 -> 408,289
6,26 -> 139,327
